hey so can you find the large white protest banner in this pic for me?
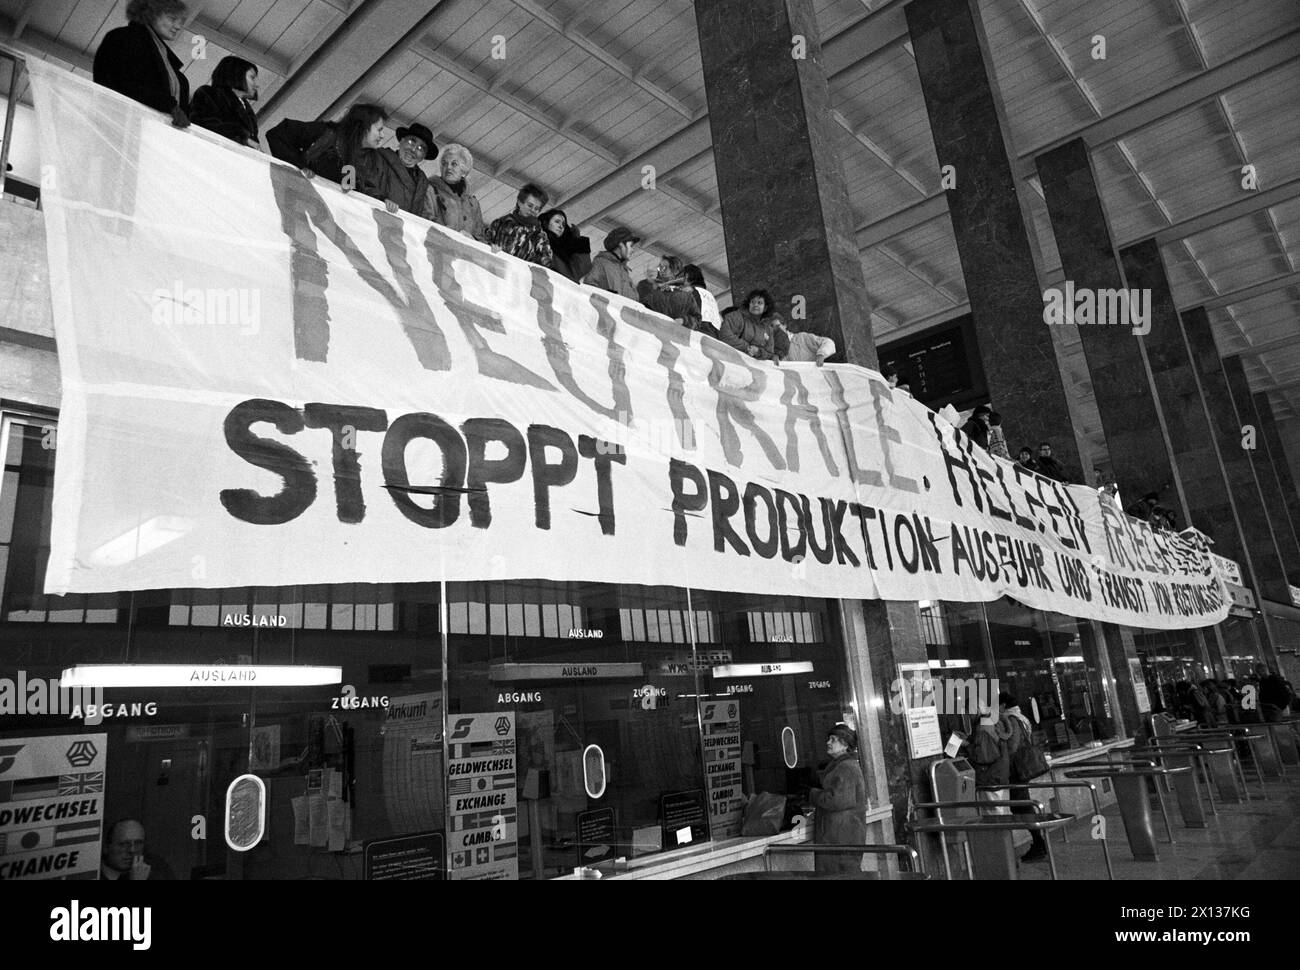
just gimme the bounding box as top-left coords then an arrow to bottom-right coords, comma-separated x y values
28,62 -> 1227,630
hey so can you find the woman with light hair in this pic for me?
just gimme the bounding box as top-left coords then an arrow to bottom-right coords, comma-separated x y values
425,143 -> 488,242
93,0 -> 192,126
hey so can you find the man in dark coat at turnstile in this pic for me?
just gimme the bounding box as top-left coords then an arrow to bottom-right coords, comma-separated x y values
809,723 -> 868,874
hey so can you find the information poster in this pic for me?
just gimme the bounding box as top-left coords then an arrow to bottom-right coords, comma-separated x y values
660,789 -> 709,849
446,712 -> 518,881
701,700 -> 745,840
0,733 -> 106,880
363,832 -> 445,880
898,663 -> 944,758
575,808 -> 615,866
1129,659 -> 1152,714
382,692 -> 444,835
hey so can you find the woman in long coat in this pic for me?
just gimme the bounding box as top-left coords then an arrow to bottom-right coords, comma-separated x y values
809,723 -> 867,874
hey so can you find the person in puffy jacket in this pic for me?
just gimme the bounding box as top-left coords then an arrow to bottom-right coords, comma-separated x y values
720,289 -> 788,361
584,227 -> 639,299
809,724 -> 867,874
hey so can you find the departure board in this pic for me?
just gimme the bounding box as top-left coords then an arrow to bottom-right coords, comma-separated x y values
878,314 -> 987,410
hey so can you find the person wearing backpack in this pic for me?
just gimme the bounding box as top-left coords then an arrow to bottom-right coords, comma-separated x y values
1002,691 -> 1050,862
962,705 -> 1011,796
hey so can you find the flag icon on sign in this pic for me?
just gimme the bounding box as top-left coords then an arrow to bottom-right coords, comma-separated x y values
58,772 -> 104,795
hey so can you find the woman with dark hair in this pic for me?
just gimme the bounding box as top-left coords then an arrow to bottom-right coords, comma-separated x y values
190,56 -> 260,148
539,209 -> 592,282
93,0 -> 191,126
267,104 -> 400,210
720,288 -> 788,361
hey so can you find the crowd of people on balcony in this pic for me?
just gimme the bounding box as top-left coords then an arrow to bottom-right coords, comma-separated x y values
90,0 -> 840,369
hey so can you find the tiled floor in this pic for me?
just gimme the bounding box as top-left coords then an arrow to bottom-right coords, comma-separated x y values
1012,775 -> 1300,880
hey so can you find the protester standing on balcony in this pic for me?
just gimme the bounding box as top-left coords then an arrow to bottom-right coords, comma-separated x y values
1036,441 -> 1070,483
584,227 -> 640,299
190,56 -> 261,149
987,411 -> 1011,460
778,321 -> 836,365
425,144 -> 488,242
684,265 -> 722,339
1016,446 -> 1040,474
367,123 -> 436,215
720,289 -> 788,362
962,404 -> 992,451
636,255 -> 703,331
487,183 -> 556,268
93,0 -> 192,127
539,209 -> 592,282
267,104 -> 399,210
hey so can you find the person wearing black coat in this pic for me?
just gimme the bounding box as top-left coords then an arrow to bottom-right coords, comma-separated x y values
190,56 -> 260,148
266,103 -> 388,200
92,0 -> 191,126
962,404 -> 992,451
539,209 -> 592,282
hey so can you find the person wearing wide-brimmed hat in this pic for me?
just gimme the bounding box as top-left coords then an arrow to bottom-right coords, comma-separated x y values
808,723 -> 867,874
365,122 -> 437,216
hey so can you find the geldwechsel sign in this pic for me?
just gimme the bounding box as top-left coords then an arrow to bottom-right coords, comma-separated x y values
29,62 -> 1227,631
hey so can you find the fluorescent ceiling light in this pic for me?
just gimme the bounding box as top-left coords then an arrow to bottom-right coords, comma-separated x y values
1054,655 -> 1085,664
488,662 -> 643,681
712,661 -> 814,678
61,664 -> 342,687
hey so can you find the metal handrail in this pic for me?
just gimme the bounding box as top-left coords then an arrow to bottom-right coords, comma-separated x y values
763,843 -> 922,874
0,49 -> 24,193
979,779 -> 1113,879
913,798 -> 1048,814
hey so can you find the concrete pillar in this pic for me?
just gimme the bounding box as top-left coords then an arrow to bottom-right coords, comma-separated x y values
695,0 -> 936,841
694,0 -> 873,363
1181,308 -> 1283,663
1222,355 -> 1300,590
1036,140 -> 1184,521
1254,392 -> 1300,570
906,0 -> 1087,479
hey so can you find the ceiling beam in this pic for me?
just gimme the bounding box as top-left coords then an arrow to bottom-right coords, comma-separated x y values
259,0 -> 443,129
1150,177 -> 1300,248
501,0 -> 694,119
558,0 -> 909,227
1017,28 -> 1300,177
1199,270 -> 1300,313
855,193 -> 948,250
1227,328 -> 1300,360
413,43 -> 619,165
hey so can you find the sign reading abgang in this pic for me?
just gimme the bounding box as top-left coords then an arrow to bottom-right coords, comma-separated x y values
29,63 -> 1227,632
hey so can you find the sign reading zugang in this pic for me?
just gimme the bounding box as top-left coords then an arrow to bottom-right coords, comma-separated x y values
29,63 -> 1225,631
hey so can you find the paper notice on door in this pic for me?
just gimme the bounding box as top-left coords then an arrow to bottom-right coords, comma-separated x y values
292,795 -> 310,846
309,794 -> 328,847
327,799 -> 348,851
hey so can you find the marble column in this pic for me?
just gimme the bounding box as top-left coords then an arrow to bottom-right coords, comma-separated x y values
906,0 -> 1086,479
695,0 -> 935,838
1120,238 -> 1246,668
1254,392 -> 1300,553
1223,356 -> 1300,588
694,0 -> 874,364
1181,308 -> 1285,662
1037,140 -> 1184,519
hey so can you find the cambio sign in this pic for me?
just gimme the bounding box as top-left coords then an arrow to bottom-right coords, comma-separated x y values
29,63 -> 1226,631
